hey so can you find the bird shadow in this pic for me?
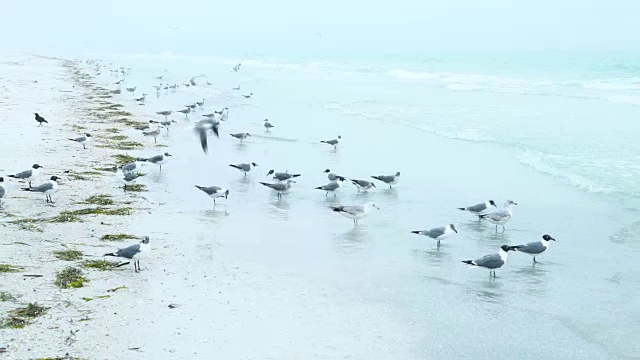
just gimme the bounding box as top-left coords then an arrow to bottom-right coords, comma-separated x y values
199,208 -> 230,222
333,226 -> 369,250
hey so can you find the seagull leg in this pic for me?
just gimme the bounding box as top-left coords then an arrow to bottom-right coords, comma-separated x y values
495,225 -> 498,232
502,225 -> 506,232
437,240 -> 441,247
83,144 -> 86,149
533,257 -> 537,264
137,260 -> 141,271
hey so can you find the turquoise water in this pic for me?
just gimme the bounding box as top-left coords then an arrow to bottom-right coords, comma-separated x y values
90,52 -> 640,358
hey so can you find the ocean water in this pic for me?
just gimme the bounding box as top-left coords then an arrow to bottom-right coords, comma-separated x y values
84,52 -> 639,359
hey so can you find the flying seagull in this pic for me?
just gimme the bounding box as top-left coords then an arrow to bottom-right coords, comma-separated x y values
507,234 -> 556,264
259,180 -> 295,199
21,176 -> 60,203
320,135 -> 341,149
462,245 -> 513,278
266,170 -> 301,182
34,113 -> 48,126
458,200 -> 497,218
479,200 -> 517,231
331,202 -> 379,225
229,162 -> 258,176
69,133 -> 92,149
371,171 -> 401,188
194,118 -> 220,154
195,185 -> 229,205
104,236 -> 150,273
8,164 -> 42,187
411,224 -> 457,247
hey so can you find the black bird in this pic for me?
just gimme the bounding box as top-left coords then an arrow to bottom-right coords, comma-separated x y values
34,113 -> 48,126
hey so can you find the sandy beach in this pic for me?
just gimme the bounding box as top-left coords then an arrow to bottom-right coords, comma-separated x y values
1,52 -> 639,360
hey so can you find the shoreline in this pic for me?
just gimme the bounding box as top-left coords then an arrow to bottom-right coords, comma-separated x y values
0,56 -> 166,359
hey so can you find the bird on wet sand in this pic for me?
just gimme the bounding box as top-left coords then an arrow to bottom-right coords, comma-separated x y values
321,135 -> 341,149
230,133 -> 250,142
332,202 -> 379,225
507,234 -> 556,264
195,185 -> 229,205
462,245 -> 513,278
371,171 -> 401,188
411,224 -> 458,247
260,180 -> 295,199
263,119 -> 274,131
229,162 -> 258,176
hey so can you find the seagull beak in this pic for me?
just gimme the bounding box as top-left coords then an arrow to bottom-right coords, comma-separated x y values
550,237 -> 556,241
374,205 -> 380,210
410,231 -> 421,235
453,229 -> 458,233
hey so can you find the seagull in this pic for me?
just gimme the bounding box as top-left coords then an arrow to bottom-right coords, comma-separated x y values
34,113 -> 48,126
194,185 -> 229,205
229,162 -> 258,176
153,85 -> 162,93
125,86 -> 137,96
143,127 -> 161,143
104,236 -> 150,273
202,113 -> 216,119
196,99 -> 205,108
331,202 -> 379,225
122,171 -> 144,192
479,200 -> 517,231
411,224 -> 458,247
349,178 -> 376,192
507,234 -> 556,264
21,176 -> 60,203
0,177 -> 5,206
156,110 -> 173,119
142,152 -> 172,172
69,133 -> 92,149
458,200 -> 497,218
187,103 -> 197,110
8,164 -> 42,187
242,93 -> 253,98
233,63 -> 242,72
177,107 -> 191,117
219,107 -> 229,121
230,133 -> 250,142
259,180 -> 295,199
323,169 -> 346,182
462,245 -> 513,278
266,170 -> 301,182
134,93 -> 148,103
151,119 -> 176,133
194,118 -> 220,154
232,86 -> 240,90
371,171 -> 401,188
119,161 -> 140,173
135,120 -> 155,131
263,119 -> 274,131
320,135 -> 341,149
315,178 -> 344,197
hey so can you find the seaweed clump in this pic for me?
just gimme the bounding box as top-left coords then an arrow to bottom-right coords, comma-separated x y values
54,267 -> 88,289
100,234 -> 138,241
53,250 -> 83,261
83,195 -> 114,206
0,264 -> 24,273
1,302 -> 49,329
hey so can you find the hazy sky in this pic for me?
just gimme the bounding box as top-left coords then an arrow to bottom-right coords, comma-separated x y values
2,0 -> 639,58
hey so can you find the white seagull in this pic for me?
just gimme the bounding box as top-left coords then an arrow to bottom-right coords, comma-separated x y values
195,185 -> 229,205
479,200 -> 517,231
104,236 -> 150,273
462,245 -> 514,278
331,202 -> 379,225
21,176 -> 60,203
507,234 -> 556,264
69,133 -> 92,149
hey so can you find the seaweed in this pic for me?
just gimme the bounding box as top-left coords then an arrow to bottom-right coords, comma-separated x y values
0,291 -> 15,302
83,195 -> 114,206
18,223 -> 44,232
81,260 -> 119,271
112,154 -> 136,165
124,184 -> 146,192
54,267 -> 88,289
100,234 -> 137,241
53,250 -> 83,261
0,264 -> 23,273
1,303 -> 49,329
